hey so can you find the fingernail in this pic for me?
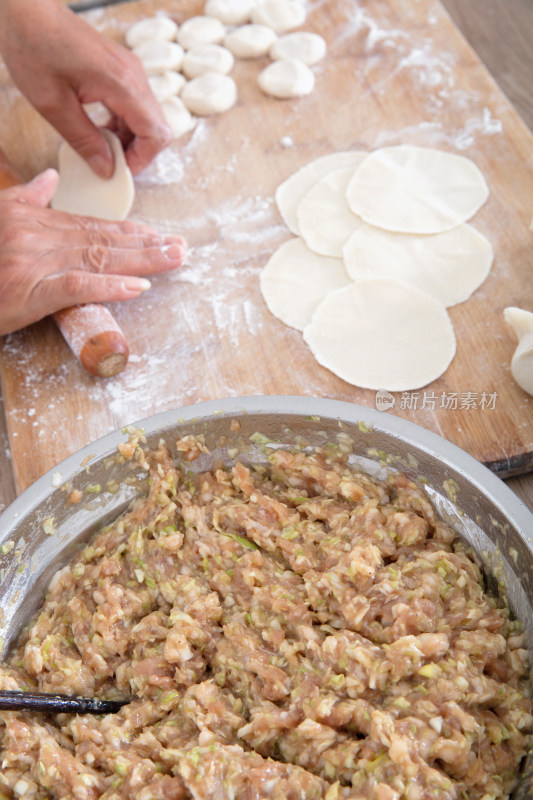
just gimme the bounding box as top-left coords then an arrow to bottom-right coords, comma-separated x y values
88,152 -> 113,179
162,243 -> 186,262
163,235 -> 187,247
123,277 -> 151,292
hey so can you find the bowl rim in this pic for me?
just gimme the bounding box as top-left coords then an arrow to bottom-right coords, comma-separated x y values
1,394 -> 532,537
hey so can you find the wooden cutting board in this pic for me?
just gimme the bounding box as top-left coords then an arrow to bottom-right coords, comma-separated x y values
1,0 -> 533,494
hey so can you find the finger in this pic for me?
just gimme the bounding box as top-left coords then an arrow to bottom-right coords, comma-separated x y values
123,123 -> 172,175
31,221 -> 187,254
34,206 -> 165,238
14,169 -> 59,207
8,189 -> 186,247
34,270 -> 153,312
98,79 -> 171,174
44,88 -> 115,178
54,240 -> 187,277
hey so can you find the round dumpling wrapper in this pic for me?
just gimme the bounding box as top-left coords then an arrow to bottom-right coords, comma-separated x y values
346,145 -> 489,234
303,278 -> 456,391
342,222 -> 493,307
260,238 -> 351,331
297,167 -> 365,257
276,150 -> 366,235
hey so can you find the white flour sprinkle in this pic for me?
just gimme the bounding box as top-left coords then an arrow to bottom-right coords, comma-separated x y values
395,41 -> 455,90
339,5 -> 409,51
452,107 -> 504,149
371,106 -> 504,150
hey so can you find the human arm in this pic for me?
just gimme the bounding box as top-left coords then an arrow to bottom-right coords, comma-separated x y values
0,0 -> 171,177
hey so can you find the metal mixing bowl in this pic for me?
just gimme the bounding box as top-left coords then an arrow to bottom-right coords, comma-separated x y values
1,395 -> 533,664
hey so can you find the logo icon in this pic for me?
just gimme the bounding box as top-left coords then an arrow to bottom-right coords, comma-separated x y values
375,390 -> 395,411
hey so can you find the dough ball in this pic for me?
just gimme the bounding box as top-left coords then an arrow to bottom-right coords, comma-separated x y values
132,40 -> 185,75
161,96 -> 196,139
51,129 -> 134,221
303,279 -> 456,391
182,43 -> 234,79
257,58 -> 314,98
270,31 -> 327,65
276,150 -> 367,235
260,238 -> 351,330
346,145 -> 490,234
148,70 -> 186,101
504,307 -> 533,396
224,24 -> 278,58
297,167 -> 364,257
181,72 -> 238,115
125,15 -> 178,48
177,16 -> 226,50
251,0 -> 307,34
343,222 -> 493,308
204,0 -> 255,26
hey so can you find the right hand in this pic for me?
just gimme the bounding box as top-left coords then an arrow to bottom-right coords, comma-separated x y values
0,0 -> 171,177
0,169 -> 187,336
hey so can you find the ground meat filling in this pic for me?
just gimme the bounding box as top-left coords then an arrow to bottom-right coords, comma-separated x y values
1,438 -> 532,800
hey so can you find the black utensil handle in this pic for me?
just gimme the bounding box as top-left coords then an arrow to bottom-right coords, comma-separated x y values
0,690 -> 126,714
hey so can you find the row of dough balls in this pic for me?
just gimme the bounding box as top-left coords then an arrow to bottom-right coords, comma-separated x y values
261,144 -> 492,392
123,2 -> 326,138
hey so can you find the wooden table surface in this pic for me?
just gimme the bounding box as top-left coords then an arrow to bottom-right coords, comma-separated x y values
0,0 -> 532,513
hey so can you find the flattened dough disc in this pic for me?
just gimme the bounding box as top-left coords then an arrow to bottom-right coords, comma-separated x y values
342,222 -> 493,307
297,167 -> 364,257
346,145 -> 489,234
260,238 -> 351,330
51,129 -> 134,221
276,150 -> 366,235
303,278 -> 456,391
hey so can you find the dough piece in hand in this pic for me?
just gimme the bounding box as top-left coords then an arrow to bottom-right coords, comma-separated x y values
276,150 -> 367,235
125,16 -> 178,48
251,0 -> 306,33
346,145 -> 489,234
343,223 -> 493,307
297,168 -> 364,257
161,96 -> 196,139
204,0 -> 255,25
224,24 -> 277,58
504,307 -> 533,396
181,72 -> 237,115
258,58 -> 314,98
182,44 -> 234,79
132,40 -> 184,74
148,70 -> 186,101
260,238 -> 351,331
303,278 -> 456,391
51,129 -> 134,221
177,16 -> 226,50
270,31 -> 327,65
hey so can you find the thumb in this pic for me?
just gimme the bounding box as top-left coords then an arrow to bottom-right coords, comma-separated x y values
18,169 -> 60,208
52,95 -> 115,178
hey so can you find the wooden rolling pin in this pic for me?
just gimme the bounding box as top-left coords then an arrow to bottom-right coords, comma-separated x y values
0,148 -> 129,378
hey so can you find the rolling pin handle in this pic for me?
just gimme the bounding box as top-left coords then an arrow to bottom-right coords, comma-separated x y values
53,306 -> 129,378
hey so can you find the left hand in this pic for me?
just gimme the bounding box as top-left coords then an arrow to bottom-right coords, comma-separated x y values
0,169 -> 187,335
